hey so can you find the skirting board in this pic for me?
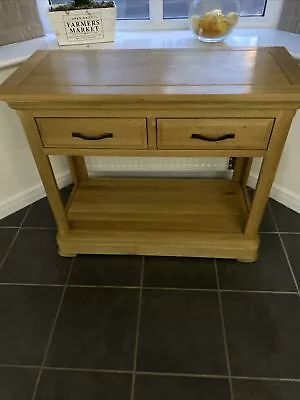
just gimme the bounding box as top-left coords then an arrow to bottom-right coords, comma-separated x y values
1,170 -> 300,221
0,172 -> 72,220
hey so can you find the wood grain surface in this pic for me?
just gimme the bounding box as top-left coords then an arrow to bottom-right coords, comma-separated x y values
1,48 -> 300,105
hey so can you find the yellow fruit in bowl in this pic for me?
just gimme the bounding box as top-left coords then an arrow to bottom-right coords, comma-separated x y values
202,13 -> 219,36
216,18 -> 230,36
195,9 -> 238,39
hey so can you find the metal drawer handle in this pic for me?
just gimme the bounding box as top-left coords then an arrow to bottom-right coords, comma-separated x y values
191,133 -> 235,142
72,132 -> 114,141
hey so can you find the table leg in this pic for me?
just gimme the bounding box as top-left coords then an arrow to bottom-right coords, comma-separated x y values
232,157 -> 253,211
245,111 -> 295,239
232,158 -> 245,182
68,156 -> 88,184
18,111 -> 70,238
233,158 -> 253,186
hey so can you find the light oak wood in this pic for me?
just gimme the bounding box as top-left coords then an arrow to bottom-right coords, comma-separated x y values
1,47 -> 299,261
233,158 -> 253,186
269,47 -> 300,85
36,117 -> 147,149
233,157 -> 253,211
240,158 -> 253,188
1,48 -> 300,107
12,100 -> 300,111
67,178 -> 248,233
17,111 -> 70,236
157,119 -> 274,150
245,110 -> 296,237
68,156 -> 88,184
232,158 -> 245,182
146,118 -> 157,150
43,148 -> 267,157
33,109 -> 280,118
57,229 -> 259,261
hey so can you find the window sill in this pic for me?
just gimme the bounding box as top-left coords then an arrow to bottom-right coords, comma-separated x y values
1,28 -> 300,71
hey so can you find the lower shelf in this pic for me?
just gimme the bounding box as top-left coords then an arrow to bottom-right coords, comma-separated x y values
67,178 -> 249,232
58,178 -> 258,260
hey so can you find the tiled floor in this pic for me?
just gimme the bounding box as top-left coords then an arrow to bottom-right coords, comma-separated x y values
0,190 -> 300,399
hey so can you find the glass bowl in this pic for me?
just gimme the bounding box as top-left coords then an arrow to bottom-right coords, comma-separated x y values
189,0 -> 240,43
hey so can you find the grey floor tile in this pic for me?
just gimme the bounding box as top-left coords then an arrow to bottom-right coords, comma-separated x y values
217,234 -> 296,291
22,197 -> 56,228
0,207 -> 29,228
0,367 -> 38,400
144,256 -> 217,289
281,234 -> 300,289
270,200 -> 300,233
233,378 -> 300,399
70,255 -> 142,287
0,229 -> 17,265
0,286 -> 62,365
23,187 -> 71,228
0,229 -> 71,284
260,205 -> 277,232
135,374 -> 231,400
35,369 -> 132,400
247,188 -> 275,232
223,292 -> 300,378
137,290 -> 227,374
46,287 -> 139,370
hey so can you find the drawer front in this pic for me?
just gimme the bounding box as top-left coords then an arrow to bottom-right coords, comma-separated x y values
36,118 -> 147,149
157,119 -> 274,150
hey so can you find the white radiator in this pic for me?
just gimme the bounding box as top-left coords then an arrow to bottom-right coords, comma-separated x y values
85,157 -> 229,176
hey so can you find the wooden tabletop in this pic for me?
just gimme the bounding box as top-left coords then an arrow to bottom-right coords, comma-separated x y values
1,47 -> 300,105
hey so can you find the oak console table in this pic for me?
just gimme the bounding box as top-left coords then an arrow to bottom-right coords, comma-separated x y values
1,48 -> 300,262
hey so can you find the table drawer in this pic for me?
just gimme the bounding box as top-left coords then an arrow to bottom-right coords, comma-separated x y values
36,118 -> 148,149
157,119 -> 274,150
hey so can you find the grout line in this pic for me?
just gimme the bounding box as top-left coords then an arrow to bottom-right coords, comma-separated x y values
232,375 -> 300,383
21,227 -> 57,231
220,289 -> 298,295
68,284 -> 141,290
0,282 -> 297,295
279,232 -> 300,235
268,203 -> 300,296
20,205 -> 32,228
43,366 -> 133,374
31,260 -> 74,400
136,371 -> 229,379
0,283 -> 65,287
143,286 -> 218,292
261,231 -> 300,235
130,256 -> 145,400
0,206 -> 31,274
278,235 -> 300,296
0,364 -> 39,369
214,260 -> 234,400
1,362 -> 300,383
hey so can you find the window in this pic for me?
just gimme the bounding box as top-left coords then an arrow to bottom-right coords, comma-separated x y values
163,0 -> 268,19
49,0 -> 150,19
46,0 -> 282,28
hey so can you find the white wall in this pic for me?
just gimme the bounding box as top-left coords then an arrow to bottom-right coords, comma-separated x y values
0,67 -> 69,218
249,111 -> 300,213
